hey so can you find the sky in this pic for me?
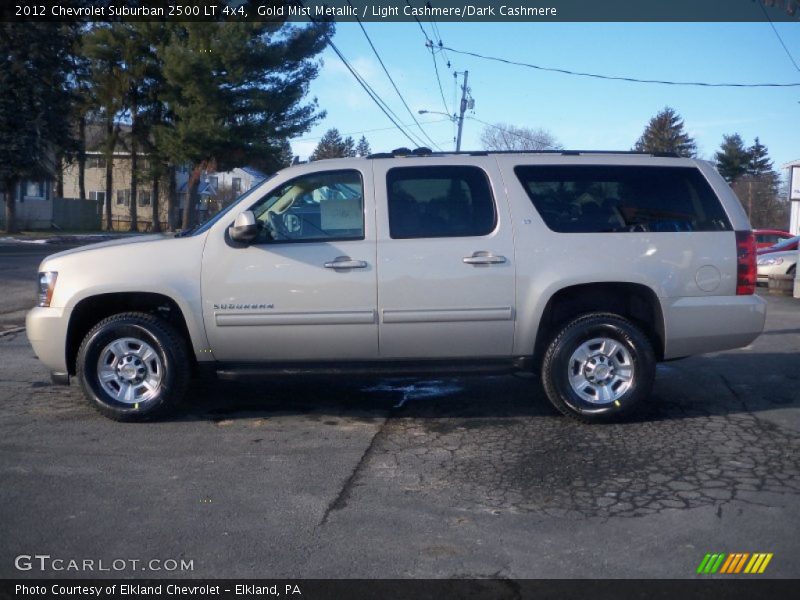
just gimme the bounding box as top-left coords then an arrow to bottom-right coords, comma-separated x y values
289,22 -> 800,174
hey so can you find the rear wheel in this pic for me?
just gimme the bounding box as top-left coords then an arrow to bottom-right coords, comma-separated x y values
76,312 -> 190,421
541,313 -> 655,423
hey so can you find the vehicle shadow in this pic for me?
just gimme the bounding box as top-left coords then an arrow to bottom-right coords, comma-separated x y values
174,351 -> 799,425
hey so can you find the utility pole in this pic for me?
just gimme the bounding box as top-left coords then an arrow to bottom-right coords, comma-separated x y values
456,70 -> 469,152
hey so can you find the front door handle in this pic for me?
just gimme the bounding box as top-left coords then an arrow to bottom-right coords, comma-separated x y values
463,252 -> 507,265
324,256 -> 368,269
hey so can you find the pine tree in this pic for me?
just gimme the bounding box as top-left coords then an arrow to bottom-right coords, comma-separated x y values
111,22 -> 168,232
0,23 -> 76,233
66,33 -> 94,202
83,24 -> 127,231
355,135 -> 372,157
732,137 -> 782,227
746,137 -> 773,177
156,19 -> 332,229
310,129 -> 356,160
633,107 -> 696,157
278,140 -> 295,168
714,134 -> 749,183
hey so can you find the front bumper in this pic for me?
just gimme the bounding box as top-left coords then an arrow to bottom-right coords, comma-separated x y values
26,306 -> 70,374
661,294 -> 767,359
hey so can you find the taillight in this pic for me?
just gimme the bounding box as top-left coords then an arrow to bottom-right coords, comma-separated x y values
735,231 -> 756,295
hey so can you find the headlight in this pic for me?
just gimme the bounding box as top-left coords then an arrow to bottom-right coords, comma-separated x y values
37,272 -> 58,307
757,257 -> 783,266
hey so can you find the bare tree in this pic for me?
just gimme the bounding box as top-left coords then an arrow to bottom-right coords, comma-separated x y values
480,123 -> 562,151
732,174 -> 788,229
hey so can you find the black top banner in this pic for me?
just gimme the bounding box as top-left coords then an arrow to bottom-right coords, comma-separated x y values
2,0 -> 800,23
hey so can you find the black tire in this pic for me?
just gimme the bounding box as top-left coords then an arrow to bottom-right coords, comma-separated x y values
788,265 -> 796,276
541,313 -> 656,423
76,312 -> 190,421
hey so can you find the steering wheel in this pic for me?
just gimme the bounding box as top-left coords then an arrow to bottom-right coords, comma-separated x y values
266,211 -> 291,240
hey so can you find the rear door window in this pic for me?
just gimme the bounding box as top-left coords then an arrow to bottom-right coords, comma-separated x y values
514,165 -> 731,233
387,166 -> 497,239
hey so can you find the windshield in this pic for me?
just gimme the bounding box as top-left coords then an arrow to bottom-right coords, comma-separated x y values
176,174 -> 276,237
769,235 -> 800,251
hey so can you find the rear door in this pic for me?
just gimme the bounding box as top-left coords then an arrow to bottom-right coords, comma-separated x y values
373,158 -> 516,359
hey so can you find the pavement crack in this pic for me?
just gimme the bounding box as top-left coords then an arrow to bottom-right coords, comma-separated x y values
0,326 -> 25,338
319,415 -> 389,527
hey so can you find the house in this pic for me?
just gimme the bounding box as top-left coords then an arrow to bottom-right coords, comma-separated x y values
783,160 -> 800,236
60,124 -> 183,231
60,123 -> 269,230
178,165 -> 269,221
3,121 -> 272,232
0,174 -> 100,232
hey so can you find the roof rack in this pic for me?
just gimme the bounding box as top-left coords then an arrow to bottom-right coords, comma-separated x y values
366,149 -> 681,159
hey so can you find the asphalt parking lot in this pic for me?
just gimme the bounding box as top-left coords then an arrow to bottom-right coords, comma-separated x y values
1,242 -> 799,579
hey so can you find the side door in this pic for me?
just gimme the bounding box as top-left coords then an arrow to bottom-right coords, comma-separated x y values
201,166 -> 378,362
373,158 -> 516,359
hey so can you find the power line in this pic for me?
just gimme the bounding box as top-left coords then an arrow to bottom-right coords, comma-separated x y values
299,1 -> 423,147
324,36 -> 423,147
468,116 -> 560,150
404,0 -> 432,43
425,2 -> 457,108
429,43 -> 452,115
426,2 -> 452,66
405,0 -> 453,116
441,45 -> 800,88
349,2 -> 442,150
330,41 -> 422,146
759,1 -> 800,73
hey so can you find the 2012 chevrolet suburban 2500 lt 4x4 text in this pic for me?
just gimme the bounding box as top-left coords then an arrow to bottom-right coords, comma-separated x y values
26,151 -> 766,423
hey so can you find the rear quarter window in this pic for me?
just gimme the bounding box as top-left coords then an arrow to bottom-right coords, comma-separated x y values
514,165 -> 732,233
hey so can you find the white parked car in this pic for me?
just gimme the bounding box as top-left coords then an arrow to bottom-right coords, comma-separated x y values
757,251 -> 798,284
26,150 -> 765,423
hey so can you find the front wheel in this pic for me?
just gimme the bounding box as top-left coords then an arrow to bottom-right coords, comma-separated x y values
76,312 -> 190,421
541,313 -> 656,423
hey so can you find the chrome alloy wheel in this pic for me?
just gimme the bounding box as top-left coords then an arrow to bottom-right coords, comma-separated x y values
96,337 -> 163,404
567,337 -> 635,405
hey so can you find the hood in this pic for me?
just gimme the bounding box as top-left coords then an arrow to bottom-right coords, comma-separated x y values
758,250 -> 798,261
41,234 -> 173,262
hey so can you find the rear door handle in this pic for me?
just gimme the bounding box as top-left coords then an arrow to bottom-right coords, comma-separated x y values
463,253 -> 507,265
324,256 -> 368,269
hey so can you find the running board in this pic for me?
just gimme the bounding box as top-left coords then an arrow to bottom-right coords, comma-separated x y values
215,358 -> 531,380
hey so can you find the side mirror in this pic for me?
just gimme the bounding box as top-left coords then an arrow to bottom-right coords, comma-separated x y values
228,210 -> 259,244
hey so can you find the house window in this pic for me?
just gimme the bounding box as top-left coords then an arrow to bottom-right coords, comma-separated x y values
232,177 -> 242,193
87,156 -> 107,169
116,189 -> 131,206
138,190 -> 151,207
89,191 -> 106,202
24,181 -> 46,199
208,176 -> 218,190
